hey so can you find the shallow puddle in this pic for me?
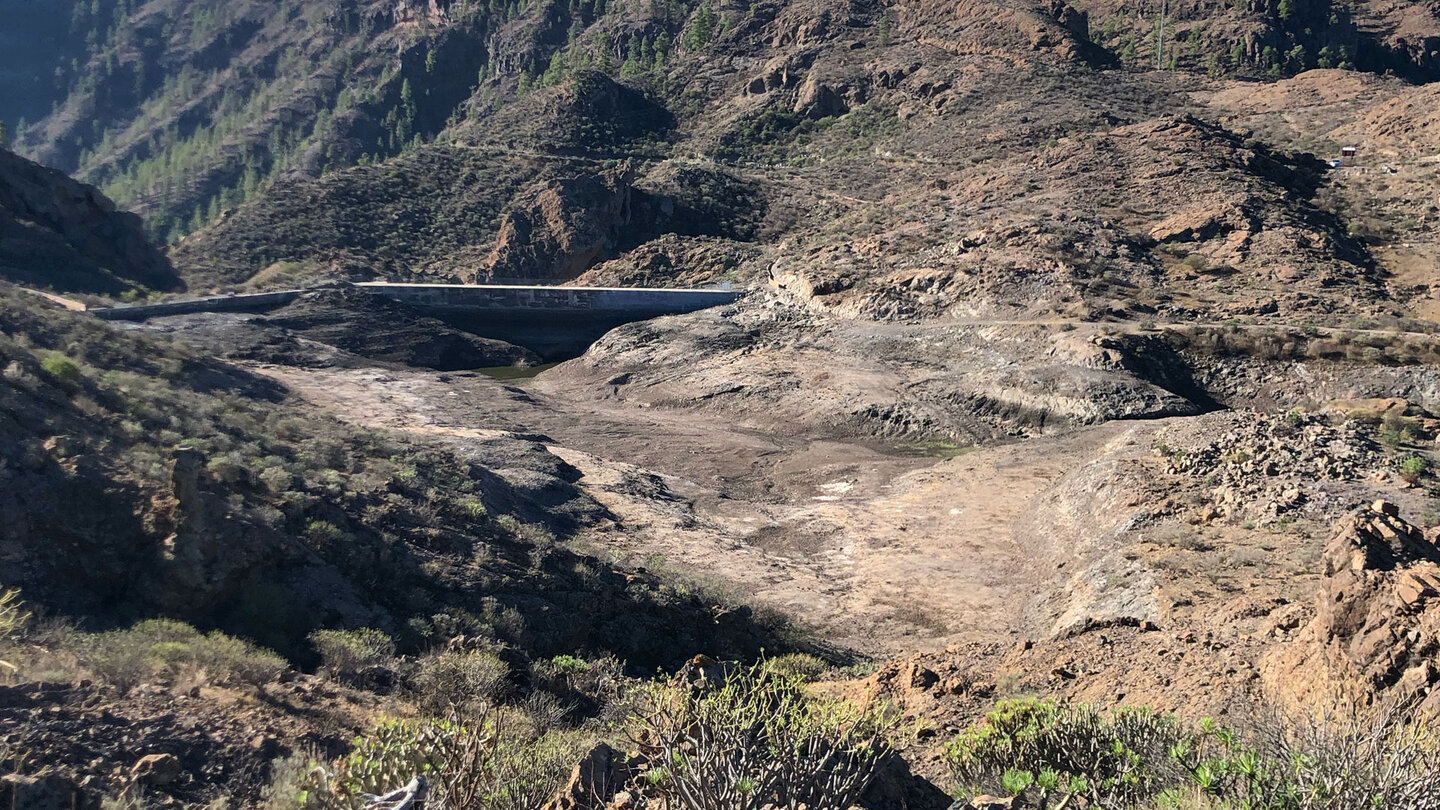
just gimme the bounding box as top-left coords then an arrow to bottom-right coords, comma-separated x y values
471,362 -> 561,381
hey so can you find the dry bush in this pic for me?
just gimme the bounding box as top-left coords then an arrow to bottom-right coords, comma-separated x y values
1246,695 -> 1440,809
632,661 -> 897,810
763,652 -> 832,682
309,628 -> 395,682
409,649 -> 510,716
77,619 -> 287,691
0,586 -> 32,678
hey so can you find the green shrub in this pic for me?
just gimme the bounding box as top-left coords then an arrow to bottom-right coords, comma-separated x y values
450,497 -> 487,520
39,353 -> 82,384
548,654 -> 590,675
946,697 -> 1440,809
1399,456 -> 1429,485
302,519 -> 349,549
1000,767 -> 1035,796
77,619 -> 286,691
309,628 -> 395,680
290,711 -> 584,810
633,660 -> 897,810
946,698 -> 1189,807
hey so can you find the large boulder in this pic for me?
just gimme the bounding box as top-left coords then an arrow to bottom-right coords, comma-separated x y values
541,743 -> 639,810
1261,502 -> 1440,711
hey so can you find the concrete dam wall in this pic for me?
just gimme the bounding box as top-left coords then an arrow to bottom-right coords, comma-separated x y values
355,282 -> 740,316
93,283 -> 741,321
92,283 -> 743,360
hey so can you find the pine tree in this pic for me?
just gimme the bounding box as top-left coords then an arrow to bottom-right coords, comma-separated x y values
1286,44 -> 1308,72
541,51 -> 567,86
684,1 -> 718,50
401,78 -> 416,114
394,78 -> 418,147
1231,39 -> 1247,70
0,122 -> 9,150
1262,45 -> 1280,75
595,34 -> 615,72
620,37 -> 643,75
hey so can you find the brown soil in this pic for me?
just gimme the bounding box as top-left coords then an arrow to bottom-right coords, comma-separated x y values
0,677 -> 385,808
249,356 -> 1430,677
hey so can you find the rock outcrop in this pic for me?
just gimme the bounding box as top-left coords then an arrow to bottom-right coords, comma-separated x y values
540,743 -> 638,810
254,285 -> 540,369
484,169 -> 638,282
0,773 -> 98,810
1262,502 -> 1440,712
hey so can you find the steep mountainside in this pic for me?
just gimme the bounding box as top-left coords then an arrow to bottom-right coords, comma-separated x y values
0,0 -> 75,133
1074,0 -> 1440,79
6,0 -> 1439,258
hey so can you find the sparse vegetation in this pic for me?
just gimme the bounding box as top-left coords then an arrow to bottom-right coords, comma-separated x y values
1,611 -> 287,692
632,660 -> 897,810
409,649 -> 511,716
947,697 -> 1440,809
309,628 -> 397,682
285,711 -> 586,810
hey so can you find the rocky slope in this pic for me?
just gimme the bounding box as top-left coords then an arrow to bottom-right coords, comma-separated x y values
0,286 -> 784,670
0,148 -> 181,295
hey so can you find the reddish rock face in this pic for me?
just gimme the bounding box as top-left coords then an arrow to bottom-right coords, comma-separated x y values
1263,503 -> 1440,712
485,170 -> 637,283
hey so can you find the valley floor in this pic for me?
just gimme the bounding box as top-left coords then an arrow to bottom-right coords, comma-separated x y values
251,357 -> 1352,658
